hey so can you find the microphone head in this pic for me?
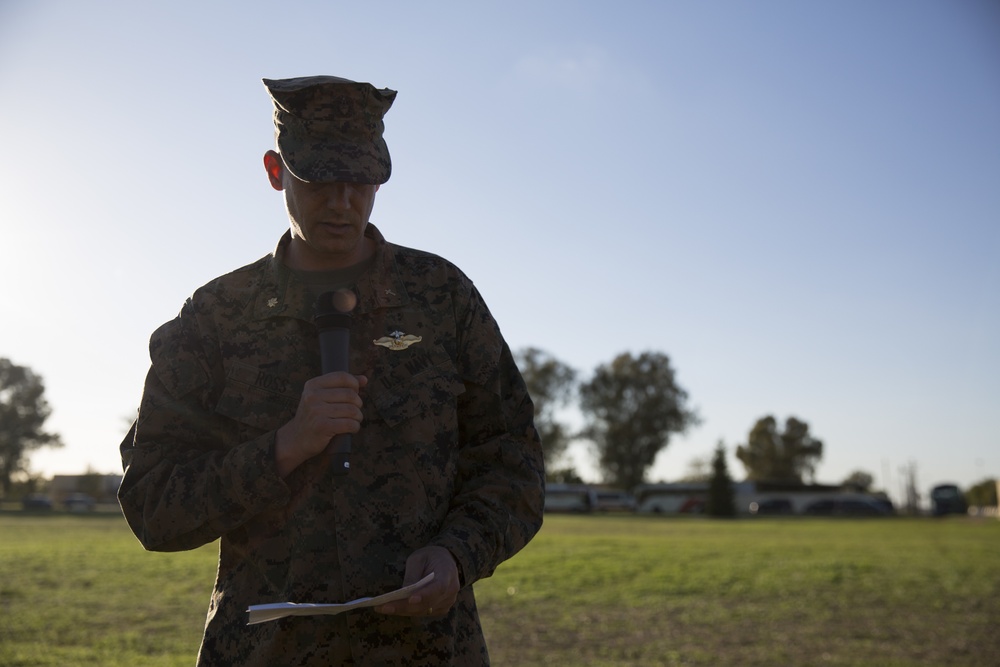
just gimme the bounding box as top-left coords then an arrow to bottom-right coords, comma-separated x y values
314,289 -> 355,330
316,288 -> 357,314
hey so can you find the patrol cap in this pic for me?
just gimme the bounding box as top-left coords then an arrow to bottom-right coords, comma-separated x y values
262,75 -> 397,184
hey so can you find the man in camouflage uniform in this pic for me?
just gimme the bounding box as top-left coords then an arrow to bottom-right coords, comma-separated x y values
118,75 -> 545,666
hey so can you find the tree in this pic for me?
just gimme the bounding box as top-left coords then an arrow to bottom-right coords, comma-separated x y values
9,470 -> 47,498
842,470 -> 875,493
0,359 -> 63,496
546,467 -> 585,485
579,351 -> 698,490
965,478 -> 998,508
515,347 -> 578,472
735,415 -> 823,484
707,441 -> 736,517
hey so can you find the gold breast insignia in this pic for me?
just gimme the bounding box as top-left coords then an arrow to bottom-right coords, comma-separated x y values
374,330 -> 423,351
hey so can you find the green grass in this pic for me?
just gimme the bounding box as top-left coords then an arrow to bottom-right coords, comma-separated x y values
0,511 -> 215,666
1,512 -> 997,666
479,516 -> 1000,666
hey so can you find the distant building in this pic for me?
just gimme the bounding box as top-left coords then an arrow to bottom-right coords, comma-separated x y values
49,473 -> 122,505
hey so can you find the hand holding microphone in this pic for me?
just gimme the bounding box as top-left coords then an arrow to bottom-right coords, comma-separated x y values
314,289 -> 357,476
274,289 -> 363,478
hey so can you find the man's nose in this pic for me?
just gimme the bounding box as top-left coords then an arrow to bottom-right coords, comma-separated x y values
326,183 -> 352,209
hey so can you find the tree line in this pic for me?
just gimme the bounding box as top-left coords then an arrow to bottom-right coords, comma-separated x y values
518,347 -> 824,489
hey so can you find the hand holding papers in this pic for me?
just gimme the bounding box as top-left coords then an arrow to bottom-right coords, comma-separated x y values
247,573 -> 435,625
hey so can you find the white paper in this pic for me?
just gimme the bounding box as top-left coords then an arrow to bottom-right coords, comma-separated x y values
246,573 -> 436,625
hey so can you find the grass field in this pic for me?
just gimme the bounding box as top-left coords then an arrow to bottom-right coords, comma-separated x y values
1,511 -> 997,666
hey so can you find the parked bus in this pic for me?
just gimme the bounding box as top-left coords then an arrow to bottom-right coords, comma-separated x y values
930,484 -> 967,516
544,483 -> 598,513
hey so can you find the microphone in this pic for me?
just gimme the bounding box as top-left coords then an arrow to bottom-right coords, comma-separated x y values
313,290 -> 356,476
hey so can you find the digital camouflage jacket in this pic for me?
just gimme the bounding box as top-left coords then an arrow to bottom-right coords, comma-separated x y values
118,224 -> 545,666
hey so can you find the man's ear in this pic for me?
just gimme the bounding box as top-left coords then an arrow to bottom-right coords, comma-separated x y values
263,150 -> 285,191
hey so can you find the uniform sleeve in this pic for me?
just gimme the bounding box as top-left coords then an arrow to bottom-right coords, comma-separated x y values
428,284 -> 545,585
117,305 -> 291,552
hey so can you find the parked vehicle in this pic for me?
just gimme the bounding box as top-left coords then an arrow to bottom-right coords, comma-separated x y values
635,481 -> 893,516
544,484 -> 597,513
869,495 -> 896,514
677,497 -> 706,514
803,496 -> 890,517
930,484 -> 967,516
634,482 -> 709,514
64,492 -> 96,512
749,498 -> 794,515
594,489 -> 636,512
22,494 -> 53,511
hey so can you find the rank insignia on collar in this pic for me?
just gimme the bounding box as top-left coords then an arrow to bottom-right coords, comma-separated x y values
374,330 -> 423,350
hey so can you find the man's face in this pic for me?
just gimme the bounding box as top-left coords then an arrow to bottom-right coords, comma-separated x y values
265,151 -> 379,270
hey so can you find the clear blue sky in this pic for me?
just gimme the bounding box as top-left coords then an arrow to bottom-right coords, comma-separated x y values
2,1 -> 997,505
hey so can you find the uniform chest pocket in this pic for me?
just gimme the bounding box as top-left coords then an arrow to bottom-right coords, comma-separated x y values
364,346 -> 465,511
366,345 -> 465,428
214,361 -> 299,433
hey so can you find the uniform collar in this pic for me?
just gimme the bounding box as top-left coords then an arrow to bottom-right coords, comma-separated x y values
252,223 -> 408,321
